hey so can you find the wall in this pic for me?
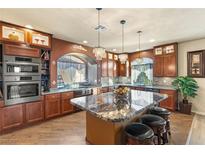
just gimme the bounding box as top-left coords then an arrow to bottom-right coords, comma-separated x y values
51,38 -> 96,88
178,38 -> 205,115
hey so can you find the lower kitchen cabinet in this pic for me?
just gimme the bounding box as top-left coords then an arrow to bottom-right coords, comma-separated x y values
1,104 -> 24,130
25,101 -> 44,123
61,92 -> 74,114
160,89 -> 177,111
45,93 -> 61,119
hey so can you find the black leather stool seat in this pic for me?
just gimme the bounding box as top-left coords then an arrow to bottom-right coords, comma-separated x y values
149,107 -> 171,116
125,123 -> 154,140
140,114 -> 166,127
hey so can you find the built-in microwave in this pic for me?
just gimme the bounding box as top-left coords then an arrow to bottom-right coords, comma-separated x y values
3,75 -> 41,106
3,55 -> 41,76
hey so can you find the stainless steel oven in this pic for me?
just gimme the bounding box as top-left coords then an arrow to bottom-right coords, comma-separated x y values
3,55 -> 41,76
4,76 -> 41,106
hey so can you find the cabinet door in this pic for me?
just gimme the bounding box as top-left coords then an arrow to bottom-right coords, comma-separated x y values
26,101 -> 44,123
113,61 -> 118,77
1,104 -> 24,130
108,60 -> 114,77
119,63 -> 126,76
163,54 -> 177,77
101,58 -> 108,77
45,93 -> 61,119
61,92 -> 74,114
153,56 -> 164,77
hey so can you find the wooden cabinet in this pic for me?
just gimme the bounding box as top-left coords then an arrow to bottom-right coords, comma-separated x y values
153,56 -> 164,76
108,60 -> 114,77
25,101 -> 44,123
118,62 -> 126,76
163,54 -> 177,76
61,92 -> 74,114
160,89 -> 177,111
4,44 -> 40,57
101,58 -> 108,77
113,60 -> 118,77
153,43 -> 177,77
45,93 -> 61,119
1,104 -> 24,130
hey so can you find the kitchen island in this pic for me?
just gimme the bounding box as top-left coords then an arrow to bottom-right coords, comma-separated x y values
70,90 -> 167,145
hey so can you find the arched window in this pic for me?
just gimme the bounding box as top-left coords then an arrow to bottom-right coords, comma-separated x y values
57,55 -> 87,88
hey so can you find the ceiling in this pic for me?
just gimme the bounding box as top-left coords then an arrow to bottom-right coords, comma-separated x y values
1,8 -> 205,53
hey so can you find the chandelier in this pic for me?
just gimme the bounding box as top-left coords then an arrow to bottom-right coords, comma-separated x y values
119,20 -> 128,64
93,8 -> 106,61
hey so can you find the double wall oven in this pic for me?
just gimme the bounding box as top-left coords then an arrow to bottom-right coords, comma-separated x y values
3,55 -> 41,106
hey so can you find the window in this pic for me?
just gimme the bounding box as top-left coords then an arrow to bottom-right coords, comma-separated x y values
57,55 -> 87,88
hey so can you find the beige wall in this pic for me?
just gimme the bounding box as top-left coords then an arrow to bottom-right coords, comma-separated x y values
178,38 -> 205,115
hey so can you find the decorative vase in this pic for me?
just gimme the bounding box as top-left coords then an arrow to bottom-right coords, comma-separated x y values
114,93 -> 130,111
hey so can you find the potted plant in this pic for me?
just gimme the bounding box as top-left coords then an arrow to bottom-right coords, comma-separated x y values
172,76 -> 199,114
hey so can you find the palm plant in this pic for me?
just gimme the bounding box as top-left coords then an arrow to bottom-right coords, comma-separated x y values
172,76 -> 199,104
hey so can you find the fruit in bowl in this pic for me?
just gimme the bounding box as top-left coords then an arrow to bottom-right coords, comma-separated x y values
114,86 -> 129,95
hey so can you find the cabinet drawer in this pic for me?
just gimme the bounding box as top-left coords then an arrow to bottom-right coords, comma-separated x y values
61,92 -> 74,99
45,93 -> 60,101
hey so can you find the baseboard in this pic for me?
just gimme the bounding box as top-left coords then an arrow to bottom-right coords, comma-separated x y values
191,110 -> 205,116
186,114 -> 197,145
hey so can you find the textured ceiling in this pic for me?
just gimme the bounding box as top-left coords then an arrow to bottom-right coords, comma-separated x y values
1,8 -> 205,53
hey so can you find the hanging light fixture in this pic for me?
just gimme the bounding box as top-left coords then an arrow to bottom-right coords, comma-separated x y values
93,8 -> 106,61
136,30 -> 143,64
119,20 -> 128,64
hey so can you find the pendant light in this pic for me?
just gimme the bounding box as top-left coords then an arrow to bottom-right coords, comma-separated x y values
136,30 -> 143,64
93,8 -> 106,61
119,20 -> 128,64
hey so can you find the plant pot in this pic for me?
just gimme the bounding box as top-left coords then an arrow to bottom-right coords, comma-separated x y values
183,99 -> 189,104
179,102 -> 192,115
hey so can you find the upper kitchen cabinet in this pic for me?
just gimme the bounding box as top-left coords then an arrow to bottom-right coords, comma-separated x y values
27,31 -> 52,49
0,21 -> 52,49
153,43 -> 178,77
107,53 -> 114,77
101,53 -> 108,77
0,21 -> 27,44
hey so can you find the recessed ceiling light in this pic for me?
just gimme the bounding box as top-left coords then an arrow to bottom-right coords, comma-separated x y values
83,40 -> 88,44
149,39 -> 155,42
25,25 -> 33,29
112,48 -> 117,52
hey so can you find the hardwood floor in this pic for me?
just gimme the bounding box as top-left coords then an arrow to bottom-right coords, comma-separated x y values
186,114 -> 205,144
0,111 -> 193,145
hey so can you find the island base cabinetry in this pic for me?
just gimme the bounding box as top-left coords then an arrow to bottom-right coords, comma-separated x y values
86,111 -> 144,145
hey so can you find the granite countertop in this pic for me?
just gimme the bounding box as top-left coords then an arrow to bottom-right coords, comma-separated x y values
41,84 -> 175,95
70,90 -> 168,122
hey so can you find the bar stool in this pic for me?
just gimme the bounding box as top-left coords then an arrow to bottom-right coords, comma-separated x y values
149,107 -> 171,136
139,114 -> 166,145
124,123 -> 155,145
